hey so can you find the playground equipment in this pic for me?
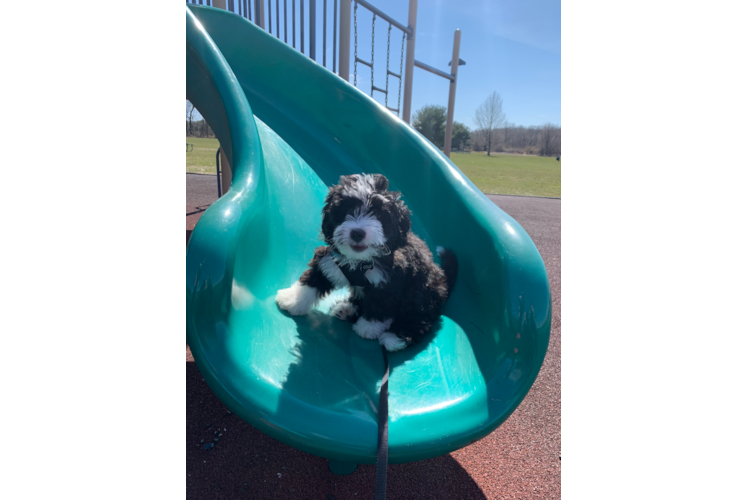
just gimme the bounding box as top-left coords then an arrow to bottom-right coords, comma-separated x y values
188,0 -> 464,157
186,4 -> 550,471
353,1 -> 407,116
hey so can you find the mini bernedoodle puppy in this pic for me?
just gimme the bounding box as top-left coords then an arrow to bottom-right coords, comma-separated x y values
275,173 -> 458,351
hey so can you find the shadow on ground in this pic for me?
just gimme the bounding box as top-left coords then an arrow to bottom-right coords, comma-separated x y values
187,360 -> 488,500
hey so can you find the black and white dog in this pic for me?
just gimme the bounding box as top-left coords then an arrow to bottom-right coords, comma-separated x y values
275,174 -> 458,351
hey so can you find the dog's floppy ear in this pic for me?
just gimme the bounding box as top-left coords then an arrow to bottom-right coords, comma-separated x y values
372,174 -> 389,192
386,191 -> 411,247
321,184 -> 342,243
396,197 -> 411,236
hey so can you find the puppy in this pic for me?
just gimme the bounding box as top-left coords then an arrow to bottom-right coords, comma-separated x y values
275,174 -> 457,351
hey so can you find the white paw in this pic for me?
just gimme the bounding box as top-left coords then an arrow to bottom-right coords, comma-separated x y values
379,332 -> 407,352
275,281 -> 318,316
352,317 -> 393,340
330,300 -> 358,321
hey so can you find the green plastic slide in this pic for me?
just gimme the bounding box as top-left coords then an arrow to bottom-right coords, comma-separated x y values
186,5 -> 550,468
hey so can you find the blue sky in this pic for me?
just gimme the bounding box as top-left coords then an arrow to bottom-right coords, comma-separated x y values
343,0 -> 561,127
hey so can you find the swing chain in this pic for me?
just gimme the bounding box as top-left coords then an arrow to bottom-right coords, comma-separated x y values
351,2 -> 404,114
385,24 -> 391,108
370,12 -> 376,97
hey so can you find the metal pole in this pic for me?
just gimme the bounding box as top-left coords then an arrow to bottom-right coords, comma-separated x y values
443,29 -> 461,158
301,0 -> 305,54
310,0 -> 316,60
257,0 -> 265,28
323,0 -> 327,67
401,0 -> 417,123
333,0 -> 338,72
339,0 -> 351,81
215,149 -> 223,197
292,0 -> 296,48
210,0 -> 233,190
268,0 -> 272,34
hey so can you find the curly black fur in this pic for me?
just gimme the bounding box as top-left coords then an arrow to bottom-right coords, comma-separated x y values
346,234 -> 457,348
291,174 -> 458,350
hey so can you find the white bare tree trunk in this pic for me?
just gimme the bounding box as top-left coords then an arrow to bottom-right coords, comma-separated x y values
473,91 -> 506,156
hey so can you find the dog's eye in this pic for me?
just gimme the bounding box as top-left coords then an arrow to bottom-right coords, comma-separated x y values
339,196 -> 363,215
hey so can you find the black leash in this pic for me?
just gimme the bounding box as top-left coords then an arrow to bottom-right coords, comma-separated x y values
375,346 -> 390,500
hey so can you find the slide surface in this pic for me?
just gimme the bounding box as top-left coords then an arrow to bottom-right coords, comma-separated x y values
186,5 -> 551,465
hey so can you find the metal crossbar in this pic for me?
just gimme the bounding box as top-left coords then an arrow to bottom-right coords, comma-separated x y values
351,3 -> 406,117
354,0 -> 411,35
414,59 -> 454,81
355,56 -> 372,68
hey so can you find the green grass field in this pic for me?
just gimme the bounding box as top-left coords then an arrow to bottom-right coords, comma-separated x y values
186,137 -> 221,175
449,152 -> 560,198
186,138 -> 560,198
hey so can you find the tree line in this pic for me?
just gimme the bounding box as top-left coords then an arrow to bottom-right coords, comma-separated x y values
412,91 -> 561,157
187,96 -> 560,156
186,101 -> 215,138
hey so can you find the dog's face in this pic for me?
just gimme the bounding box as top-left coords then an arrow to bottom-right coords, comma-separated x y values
321,174 -> 411,261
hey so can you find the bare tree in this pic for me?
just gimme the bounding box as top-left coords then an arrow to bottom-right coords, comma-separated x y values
186,100 -> 196,137
473,91 -> 507,156
539,123 -> 561,156
471,128 -> 486,151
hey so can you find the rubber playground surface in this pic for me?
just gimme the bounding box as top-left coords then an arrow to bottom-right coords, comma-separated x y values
186,174 -> 561,499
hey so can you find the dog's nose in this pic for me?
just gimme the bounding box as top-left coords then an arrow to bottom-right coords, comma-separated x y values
350,229 -> 366,243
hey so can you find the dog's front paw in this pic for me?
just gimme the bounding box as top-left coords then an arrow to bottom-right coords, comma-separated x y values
330,300 -> 358,322
379,332 -> 407,352
275,282 -> 318,316
352,317 -> 393,340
